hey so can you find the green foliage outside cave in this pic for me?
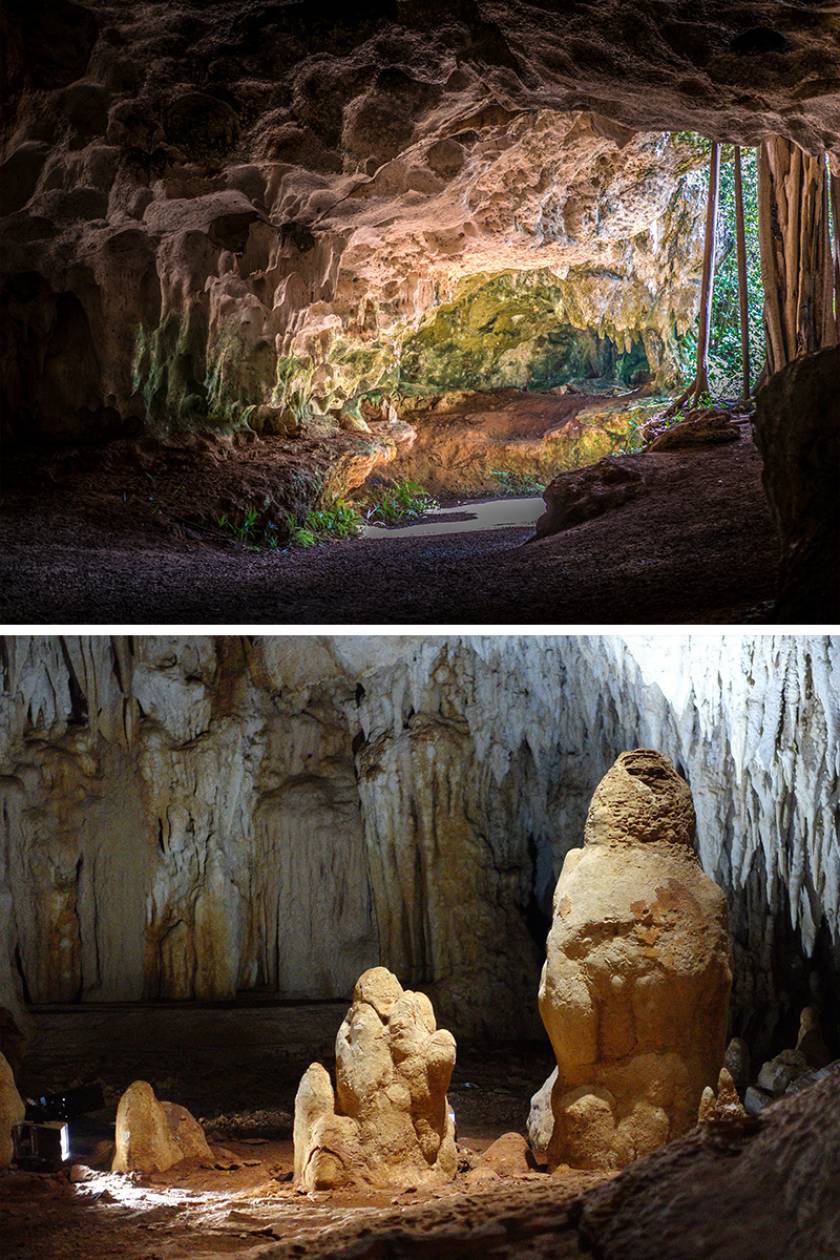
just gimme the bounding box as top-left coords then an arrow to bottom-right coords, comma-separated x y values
674,140 -> 766,399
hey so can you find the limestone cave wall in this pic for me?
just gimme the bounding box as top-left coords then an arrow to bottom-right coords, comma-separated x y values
0,636 -> 837,1057
6,1 -> 839,443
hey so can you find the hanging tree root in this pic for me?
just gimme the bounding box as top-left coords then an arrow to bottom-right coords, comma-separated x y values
655,140 -> 721,425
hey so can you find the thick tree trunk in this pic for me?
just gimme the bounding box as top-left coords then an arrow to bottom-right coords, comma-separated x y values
757,136 -> 833,375
733,145 -> 751,400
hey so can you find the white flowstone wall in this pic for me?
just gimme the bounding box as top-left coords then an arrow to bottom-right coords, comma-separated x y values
0,635 -> 837,1052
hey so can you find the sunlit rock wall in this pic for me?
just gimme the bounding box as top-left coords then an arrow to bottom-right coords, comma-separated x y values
5,2 -> 840,442
0,636 -> 837,1055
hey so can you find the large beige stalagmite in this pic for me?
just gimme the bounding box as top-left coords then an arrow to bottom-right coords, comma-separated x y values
530,749 -> 731,1171
294,967 -> 457,1190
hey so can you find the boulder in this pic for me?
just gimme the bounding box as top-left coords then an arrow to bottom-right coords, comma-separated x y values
294,967 -> 457,1191
535,457 -> 643,537
757,1048 -> 810,1095
530,749 -> 732,1171
645,407 -> 741,451
744,1085 -> 774,1116
754,345 -> 840,621
0,1051 -> 25,1167
112,1080 -> 212,1174
479,1132 -> 534,1176
784,1063 -> 836,1095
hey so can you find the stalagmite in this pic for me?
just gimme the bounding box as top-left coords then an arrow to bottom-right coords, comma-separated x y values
697,1067 -> 746,1123
530,749 -> 732,1171
294,967 -> 457,1190
112,1081 -> 212,1174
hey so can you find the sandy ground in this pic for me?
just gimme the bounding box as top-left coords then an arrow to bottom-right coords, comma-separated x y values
0,421 -> 779,624
362,495 -> 544,538
1,1009 -> 601,1260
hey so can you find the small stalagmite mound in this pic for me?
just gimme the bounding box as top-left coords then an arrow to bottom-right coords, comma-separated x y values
530,749 -> 732,1171
112,1080 -> 212,1174
0,1050 -> 25,1167
697,1067 -> 747,1124
294,966 -> 457,1191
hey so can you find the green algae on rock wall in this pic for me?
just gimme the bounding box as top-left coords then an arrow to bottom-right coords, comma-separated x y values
400,270 -> 652,395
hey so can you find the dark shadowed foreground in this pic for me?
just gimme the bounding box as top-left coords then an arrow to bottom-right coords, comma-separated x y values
0,431 -> 778,624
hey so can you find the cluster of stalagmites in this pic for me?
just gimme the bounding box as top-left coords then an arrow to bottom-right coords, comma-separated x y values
1,747 -> 834,1194
294,967 -> 457,1190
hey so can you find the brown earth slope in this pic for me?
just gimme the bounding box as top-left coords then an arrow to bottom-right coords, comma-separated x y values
0,425 -> 779,623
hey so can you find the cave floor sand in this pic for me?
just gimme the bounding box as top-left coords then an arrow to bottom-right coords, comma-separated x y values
0,423 -> 778,624
362,495 -> 545,538
2,1022 -> 601,1260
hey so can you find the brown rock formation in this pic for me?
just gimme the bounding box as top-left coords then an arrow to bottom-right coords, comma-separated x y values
576,1065 -> 840,1260
0,1050 -> 25,1167
112,1080 -> 212,1174
5,0 -> 839,448
697,1067 -> 747,1123
531,749 -> 732,1170
294,967 -> 457,1190
754,344 -> 840,621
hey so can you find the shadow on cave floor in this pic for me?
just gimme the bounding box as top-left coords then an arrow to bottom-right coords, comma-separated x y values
0,424 -> 779,624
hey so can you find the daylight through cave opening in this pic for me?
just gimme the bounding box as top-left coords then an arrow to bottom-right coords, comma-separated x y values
2,0 -> 839,619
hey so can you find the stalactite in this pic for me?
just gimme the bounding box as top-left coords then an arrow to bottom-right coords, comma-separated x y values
0,637 -> 837,1052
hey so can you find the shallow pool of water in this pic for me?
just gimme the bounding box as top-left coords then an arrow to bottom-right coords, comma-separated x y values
362,496 -> 543,539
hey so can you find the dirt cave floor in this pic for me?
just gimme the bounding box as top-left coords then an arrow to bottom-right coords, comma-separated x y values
1,1004 -> 602,1260
0,418 -> 779,625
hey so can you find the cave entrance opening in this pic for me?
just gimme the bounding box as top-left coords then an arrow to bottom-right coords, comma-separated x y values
357,136 -> 766,540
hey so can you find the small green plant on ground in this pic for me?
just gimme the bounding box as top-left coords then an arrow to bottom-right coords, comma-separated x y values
216,507 -> 282,548
217,499 -> 365,550
302,500 -> 364,540
490,468 -> 545,496
364,479 -> 438,524
286,520 -> 317,548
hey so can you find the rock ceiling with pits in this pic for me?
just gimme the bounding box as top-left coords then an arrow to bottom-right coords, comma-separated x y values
4,1 -> 840,438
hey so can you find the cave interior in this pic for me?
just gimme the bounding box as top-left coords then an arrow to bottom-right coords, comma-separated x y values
0,633 -> 838,1258
1,0 -> 839,622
